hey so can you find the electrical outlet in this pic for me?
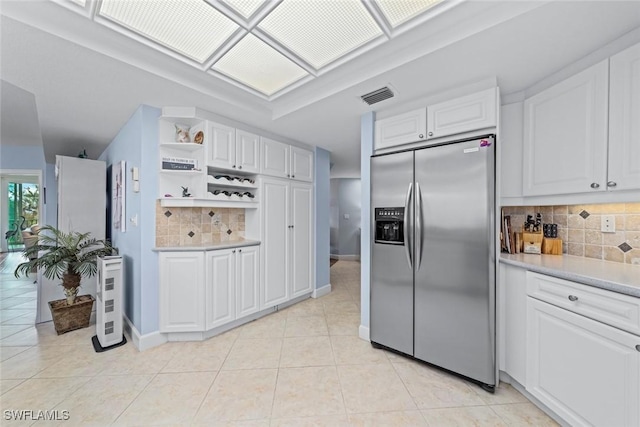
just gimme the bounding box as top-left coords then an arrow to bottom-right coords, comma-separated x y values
601,215 -> 615,233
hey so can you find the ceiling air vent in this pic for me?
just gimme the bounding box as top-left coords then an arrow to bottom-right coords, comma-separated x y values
361,86 -> 395,105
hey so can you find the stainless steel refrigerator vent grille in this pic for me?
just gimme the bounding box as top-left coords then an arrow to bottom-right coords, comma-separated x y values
361,87 -> 394,105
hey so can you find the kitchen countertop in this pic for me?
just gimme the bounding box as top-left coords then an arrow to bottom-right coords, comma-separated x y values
153,239 -> 261,252
500,253 -> 640,298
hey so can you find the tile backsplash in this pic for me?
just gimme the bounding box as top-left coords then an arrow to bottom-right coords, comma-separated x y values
155,202 -> 245,247
502,203 -> 640,265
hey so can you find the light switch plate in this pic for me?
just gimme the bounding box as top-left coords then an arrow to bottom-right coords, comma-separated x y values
601,215 -> 615,233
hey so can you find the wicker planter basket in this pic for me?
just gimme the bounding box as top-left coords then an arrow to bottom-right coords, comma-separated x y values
48,294 -> 95,335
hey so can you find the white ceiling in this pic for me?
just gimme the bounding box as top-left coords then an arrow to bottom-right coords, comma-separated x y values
1,1 -> 639,177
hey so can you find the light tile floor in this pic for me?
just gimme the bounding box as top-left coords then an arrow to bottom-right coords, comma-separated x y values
0,254 -> 558,426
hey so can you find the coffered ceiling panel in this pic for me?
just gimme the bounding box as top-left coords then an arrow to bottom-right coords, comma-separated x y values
376,0 -> 443,27
99,0 -> 239,63
258,0 -> 383,69
213,33 -> 309,96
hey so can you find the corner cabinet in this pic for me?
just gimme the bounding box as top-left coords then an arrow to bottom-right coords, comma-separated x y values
526,272 -> 640,427
608,42 -> 640,192
261,137 -> 313,182
159,245 -> 260,334
159,252 -> 206,333
261,177 -> 314,309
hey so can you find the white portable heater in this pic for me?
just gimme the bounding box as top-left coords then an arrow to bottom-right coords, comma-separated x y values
92,255 -> 126,351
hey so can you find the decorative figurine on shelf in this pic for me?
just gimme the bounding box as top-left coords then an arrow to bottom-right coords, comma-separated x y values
175,125 -> 191,143
193,131 -> 204,145
78,149 -> 88,159
181,186 -> 191,198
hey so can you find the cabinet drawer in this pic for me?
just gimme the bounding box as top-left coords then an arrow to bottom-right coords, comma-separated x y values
526,271 -> 640,335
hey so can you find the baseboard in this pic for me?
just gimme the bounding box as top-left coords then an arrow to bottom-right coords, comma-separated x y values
123,314 -> 167,351
358,325 -> 370,341
332,254 -> 360,261
312,283 -> 331,298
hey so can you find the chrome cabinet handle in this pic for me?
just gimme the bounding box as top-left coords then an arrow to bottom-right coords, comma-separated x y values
239,249 -> 242,253
428,131 -> 433,137
419,134 -> 424,139
568,295 -> 578,302
607,181 -> 617,187
232,165 -> 236,168
590,183 -> 599,189
232,249 -> 236,253
238,165 -> 242,170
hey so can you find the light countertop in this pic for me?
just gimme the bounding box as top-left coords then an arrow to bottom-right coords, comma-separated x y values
153,239 -> 261,252
500,253 -> 640,298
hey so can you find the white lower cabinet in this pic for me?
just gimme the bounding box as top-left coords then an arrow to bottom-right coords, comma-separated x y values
261,177 -> 314,309
160,246 -> 260,333
159,252 -> 205,333
498,264 -> 527,385
526,273 -> 640,427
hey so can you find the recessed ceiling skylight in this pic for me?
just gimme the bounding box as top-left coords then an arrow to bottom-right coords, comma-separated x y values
222,0 -> 265,19
376,0 -> 443,27
99,0 -> 239,63
258,0 -> 383,69
213,33 -> 309,96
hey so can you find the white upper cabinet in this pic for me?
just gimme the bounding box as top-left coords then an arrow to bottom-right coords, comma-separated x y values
427,88 -> 497,140
261,137 -> 290,178
207,122 -> 236,169
608,42 -> 640,192
375,107 -> 427,150
523,60 -> 609,196
290,146 -> 314,182
235,130 -> 260,173
261,137 -> 314,182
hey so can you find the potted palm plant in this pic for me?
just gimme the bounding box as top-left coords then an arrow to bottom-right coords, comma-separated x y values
14,225 -> 117,334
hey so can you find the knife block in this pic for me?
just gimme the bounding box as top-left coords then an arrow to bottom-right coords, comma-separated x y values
542,238 -> 563,255
522,232 -> 543,254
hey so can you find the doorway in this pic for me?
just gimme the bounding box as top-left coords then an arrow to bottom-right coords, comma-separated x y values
1,172 -> 42,253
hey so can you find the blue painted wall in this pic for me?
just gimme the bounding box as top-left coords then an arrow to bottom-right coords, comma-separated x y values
0,145 -> 46,171
360,112 -> 374,332
99,105 -> 160,335
314,147 -> 331,288
331,178 -> 361,257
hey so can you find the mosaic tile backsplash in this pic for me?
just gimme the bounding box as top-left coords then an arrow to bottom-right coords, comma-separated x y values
155,202 -> 245,247
502,203 -> 640,264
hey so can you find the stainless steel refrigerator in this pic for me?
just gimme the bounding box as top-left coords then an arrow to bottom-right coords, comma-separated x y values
370,135 -> 495,390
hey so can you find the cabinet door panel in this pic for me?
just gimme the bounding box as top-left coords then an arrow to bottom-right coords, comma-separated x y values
374,107 -> 426,150
159,252 -> 205,332
527,298 -> 639,427
205,250 -> 235,330
236,130 -> 260,174
261,138 -> 289,178
500,102 -> 524,198
208,122 -> 236,169
523,60 -> 609,196
498,264 -> 527,385
290,147 -> 314,182
261,178 -> 290,308
290,183 -> 314,298
427,88 -> 497,139
236,246 -> 260,317
608,42 -> 640,191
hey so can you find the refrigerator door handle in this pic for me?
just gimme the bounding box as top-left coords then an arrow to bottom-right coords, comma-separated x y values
415,182 -> 423,271
403,182 -> 413,269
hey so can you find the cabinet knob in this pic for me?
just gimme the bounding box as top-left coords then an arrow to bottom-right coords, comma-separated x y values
292,174 -> 295,178
287,174 -> 290,178
239,249 -> 242,252
636,345 -> 640,352
590,183 -> 600,189
232,165 -> 236,168
419,134 -> 424,139
428,131 -> 433,137
238,165 -> 242,170
232,249 -> 236,253
568,295 -> 578,302
607,181 -> 617,188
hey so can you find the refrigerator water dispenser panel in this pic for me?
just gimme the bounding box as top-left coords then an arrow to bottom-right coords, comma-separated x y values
374,207 -> 405,245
